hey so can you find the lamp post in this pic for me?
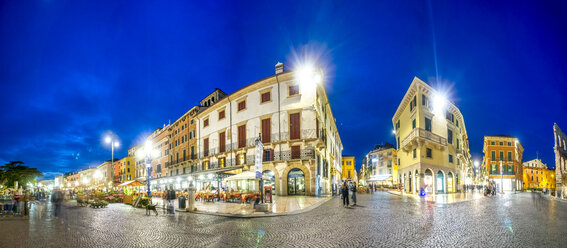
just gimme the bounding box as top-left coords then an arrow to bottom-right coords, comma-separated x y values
105,135 -> 120,164
138,140 -> 154,204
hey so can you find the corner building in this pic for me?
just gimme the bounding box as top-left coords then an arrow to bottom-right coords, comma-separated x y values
392,77 -> 472,194
481,135 -> 524,192
194,63 -> 343,196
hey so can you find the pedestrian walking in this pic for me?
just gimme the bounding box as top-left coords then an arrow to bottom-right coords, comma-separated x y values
351,183 -> 357,206
51,189 -> 63,217
341,182 -> 349,207
166,186 -> 176,214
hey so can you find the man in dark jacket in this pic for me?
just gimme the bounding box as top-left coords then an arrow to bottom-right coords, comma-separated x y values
166,186 -> 176,214
342,182 -> 349,207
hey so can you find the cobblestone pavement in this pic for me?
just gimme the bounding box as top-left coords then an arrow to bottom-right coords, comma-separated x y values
1,192 -> 566,248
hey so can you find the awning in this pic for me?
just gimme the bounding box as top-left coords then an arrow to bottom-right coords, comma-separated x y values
367,175 -> 392,182
223,171 -> 268,181
117,180 -> 146,187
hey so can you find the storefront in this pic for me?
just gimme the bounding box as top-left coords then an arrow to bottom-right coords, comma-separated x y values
262,170 -> 276,194
287,168 -> 305,195
424,169 -> 433,193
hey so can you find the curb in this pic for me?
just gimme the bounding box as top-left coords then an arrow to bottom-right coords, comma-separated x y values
160,197 -> 333,218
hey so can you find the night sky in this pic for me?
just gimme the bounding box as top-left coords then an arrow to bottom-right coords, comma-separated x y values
1,1 -> 566,179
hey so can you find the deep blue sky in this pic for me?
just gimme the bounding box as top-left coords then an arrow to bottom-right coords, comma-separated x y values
1,1 -> 566,179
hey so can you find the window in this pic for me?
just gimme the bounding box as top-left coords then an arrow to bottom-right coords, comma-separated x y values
204,118 -> 209,127
413,149 -> 416,159
446,112 -> 454,122
499,151 -> 504,161
449,154 -> 453,163
261,92 -> 271,103
183,167 -> 186,174
491,164 -> 496,173
412,119 -> 416,129
491,141 -> 495,145
347,161 -> 351,165
219,158 -> 225,168
491,151 -> 496,161
422,95 -> 428,106
219,132 -> 226,153
508,142 -> 511,146
426,148 -> 432,158
238,124 -> 246,148
238,100 -> 246,111
508,151 -> 512,162
183,150 -> 186,161
425,118 -> 432,132
499,142 -> 503,146
263,149 -> 274,161
448,129 -> 453,144
508,165 -> 513,172
289,85 -> 299,96
413,95 -> 417,110
191,119 -> 194,124
291,145 -> 301,159
219,110 -> 225,120
204,138 -> 209,157
262,118 -> 271,143
289,113 -> 301,140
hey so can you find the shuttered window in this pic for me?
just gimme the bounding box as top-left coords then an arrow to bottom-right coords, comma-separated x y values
238,125 -> 246,148
219,132 -> 226,153
219,110 -> 225,120
204,118 -> 209,127
262,118 -> 271,143
261,92 -> 271,103
291,145 -> 301,159
238,101 -> 246,111
204,138 -> 209,157
290,113 -> 300,140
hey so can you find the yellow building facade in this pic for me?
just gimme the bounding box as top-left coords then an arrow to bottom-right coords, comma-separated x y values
392,77 -> 472,194
363,143 -> 398,187
522,158 -> 555,191
342,156 -> 356,182
118,156 -> 135,183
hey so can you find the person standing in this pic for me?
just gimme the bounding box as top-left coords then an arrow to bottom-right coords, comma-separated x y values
351,183 -> 357,206
166,186 -> 176,214
341,182 -> 349,207
51,189 -> 63,217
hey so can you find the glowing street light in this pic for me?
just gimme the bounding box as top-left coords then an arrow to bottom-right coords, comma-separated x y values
137,140 -> 156,203
296,64 -> 323,92
432,93 -> 447,115
105,133 -> 120,166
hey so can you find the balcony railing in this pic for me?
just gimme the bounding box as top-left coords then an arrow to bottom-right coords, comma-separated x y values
401,128 -> 448,149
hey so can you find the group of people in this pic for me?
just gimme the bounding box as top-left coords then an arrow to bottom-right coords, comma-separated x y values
484,180 -> 497,196
340,182 -> 357,207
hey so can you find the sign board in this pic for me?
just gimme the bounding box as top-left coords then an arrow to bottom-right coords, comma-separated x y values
255,135 -> 264,179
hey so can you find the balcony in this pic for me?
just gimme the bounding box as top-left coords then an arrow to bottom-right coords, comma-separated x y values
400,128 -> 447,151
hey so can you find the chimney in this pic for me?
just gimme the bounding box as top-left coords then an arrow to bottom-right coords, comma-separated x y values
275,62 -> 284,74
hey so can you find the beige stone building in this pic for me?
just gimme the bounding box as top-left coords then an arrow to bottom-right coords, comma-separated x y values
392,77 -> 472,194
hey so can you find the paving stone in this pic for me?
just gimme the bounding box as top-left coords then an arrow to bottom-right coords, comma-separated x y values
0,192 -> 566,247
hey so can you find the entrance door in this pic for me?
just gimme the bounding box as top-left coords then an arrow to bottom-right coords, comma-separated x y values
437,171 -> 445,193
447,172 -> 454,193
288,168 -> 305,195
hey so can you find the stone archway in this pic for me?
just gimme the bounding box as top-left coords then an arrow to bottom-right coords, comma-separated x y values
261,163 -> 280,195
281,162 -> 312,196
437,170 -> 445,193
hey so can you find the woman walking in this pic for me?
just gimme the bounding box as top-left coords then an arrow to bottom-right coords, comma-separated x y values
351,183 -> 357,206
342,182 -> 349,207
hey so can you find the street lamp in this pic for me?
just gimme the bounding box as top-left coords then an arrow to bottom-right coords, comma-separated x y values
137,140 -> 157,203
105,135 -> 120,164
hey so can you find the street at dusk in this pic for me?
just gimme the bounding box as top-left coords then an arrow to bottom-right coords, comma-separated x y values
1,1 -> 567,247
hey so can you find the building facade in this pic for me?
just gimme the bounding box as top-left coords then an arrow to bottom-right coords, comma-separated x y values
117,156 -> 135,183
481,135 -> 524,192
168,106 -> 200,178
553,123 -> 567,198
392,77 -> 472,194
175,62 -> 344,196
363,143 -> 397,188
342,155 -> 356,182
522,158 -> 555,191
